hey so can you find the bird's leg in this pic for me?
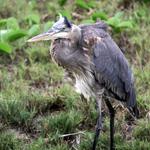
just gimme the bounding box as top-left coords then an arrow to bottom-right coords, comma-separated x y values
92,96 -> 102,150
105,99 -> 115,150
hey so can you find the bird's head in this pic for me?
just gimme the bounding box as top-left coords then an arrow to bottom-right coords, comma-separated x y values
28,14 -> 81,42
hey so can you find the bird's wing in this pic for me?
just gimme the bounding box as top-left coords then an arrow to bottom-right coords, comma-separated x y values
80,23 -> 136,107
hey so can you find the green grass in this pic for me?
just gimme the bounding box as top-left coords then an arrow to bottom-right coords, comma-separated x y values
0,0 -> 150,150
0,132 -> 23,150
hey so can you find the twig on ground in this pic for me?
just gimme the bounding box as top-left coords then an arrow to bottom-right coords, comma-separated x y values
59,131 -> 85,138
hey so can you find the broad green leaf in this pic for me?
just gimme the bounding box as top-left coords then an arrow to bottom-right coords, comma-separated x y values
0,19 -> 7,27
87,1 -> 96,8
106,17 -> 120,27
28,1 -> 37,10
114,12 -> 123,19
4,30 -> 27,42
26,14 -> 40,25
0,29 -> 12,41
28,24 -> 40,37
0,17 -> 19,29
75,0 -> 89,10
58,0 -> 67,6
106,12 -> 123,27
137,7 -> 146,18
117,21 -> 133,29
92,12 -> 108,21
44,21 -> 53,32
7,17 -> 19,29
105,12 -> 134,33
0,42 -> 12,53
0,29 -> 27,42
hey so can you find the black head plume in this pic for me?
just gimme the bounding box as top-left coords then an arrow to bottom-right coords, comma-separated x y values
64,17 -> 72,28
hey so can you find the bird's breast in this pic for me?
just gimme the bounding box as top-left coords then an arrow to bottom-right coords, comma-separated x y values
50,39 -> 103,100
50,39 -> 78,68
74,71 -> 96,100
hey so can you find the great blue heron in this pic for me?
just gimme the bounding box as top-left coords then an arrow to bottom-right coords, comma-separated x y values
28,15 -> 139,150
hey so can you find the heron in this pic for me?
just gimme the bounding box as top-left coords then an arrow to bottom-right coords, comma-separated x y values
28,15 -> 139,150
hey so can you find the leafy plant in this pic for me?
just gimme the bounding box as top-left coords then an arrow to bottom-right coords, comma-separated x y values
92,11 -> 134,33
26,14 -> 40,25
1,29 -> 27,42
43,21 -> 53,32
0,42 -> 12,54
0,14 -> 41,54
75,0 -> 90,10
0,17 -> 19,29
0,19 -> 7,27
58,0 -> 68,6
0,17 -> 28,54
105,12 -> 134,32
28,24 -> 40,37
92,11 -> 108,21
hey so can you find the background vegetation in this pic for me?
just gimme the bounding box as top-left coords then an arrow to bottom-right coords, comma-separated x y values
0,0 -> 150,149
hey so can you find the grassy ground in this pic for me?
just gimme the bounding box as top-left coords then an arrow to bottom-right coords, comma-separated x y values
0,0 -> 150,150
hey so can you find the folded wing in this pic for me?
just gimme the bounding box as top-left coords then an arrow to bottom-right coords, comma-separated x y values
80,22 -> 136,109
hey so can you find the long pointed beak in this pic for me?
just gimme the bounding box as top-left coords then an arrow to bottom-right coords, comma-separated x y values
27,29 -> 55,42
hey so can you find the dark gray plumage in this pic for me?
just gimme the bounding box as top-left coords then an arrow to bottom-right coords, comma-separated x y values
28,16 -> 139,150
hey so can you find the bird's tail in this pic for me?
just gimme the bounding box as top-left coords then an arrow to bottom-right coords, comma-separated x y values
127,86 -> 139,118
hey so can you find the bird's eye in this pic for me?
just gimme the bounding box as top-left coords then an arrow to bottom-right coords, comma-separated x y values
54,26 -> 65,30
59,27 -> 66,31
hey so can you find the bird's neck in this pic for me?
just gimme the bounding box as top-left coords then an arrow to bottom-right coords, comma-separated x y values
69,25 -> 82,45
